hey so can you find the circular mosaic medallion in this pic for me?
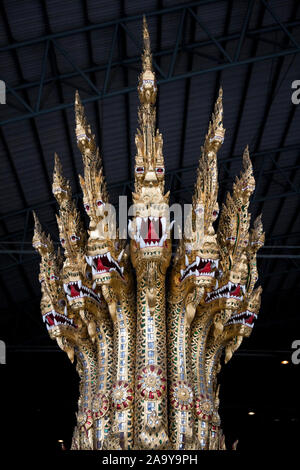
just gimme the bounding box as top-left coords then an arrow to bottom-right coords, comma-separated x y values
170,381 -> 194,410
137,365 -> 167,400
195,394 -> 213,421
111,381 -> 134,410
92,392 -> 110,418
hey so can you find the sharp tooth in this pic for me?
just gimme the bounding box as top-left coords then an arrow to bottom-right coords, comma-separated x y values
64,305 -> 67,316
140,237 -> 146,249
143,217 -> 148,223
180,269 -> 184,277
107,252 -> 111,262
185,255 -> 189,266
150,241 -> 154,247
128,219 -> 133,236
121,267 -> 124,274
161,217 -> 166,233
63,284 -> 68,293
92,281 -> 96,290
92,266 -> 97,275
195,269 -> 199,276
118,249 -> 124,262
159,233 -> 167,246
149,216 -> 153,221
78,280 -> 82,289
85,255 -> 92,266
215,280 -> 218,289
196,256 -> 200,265
154,241 -> 158,246
136,217 -> 142,232
215,260 -> 219,268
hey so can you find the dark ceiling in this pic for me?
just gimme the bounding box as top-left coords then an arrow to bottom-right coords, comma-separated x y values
0,0 -> 300,453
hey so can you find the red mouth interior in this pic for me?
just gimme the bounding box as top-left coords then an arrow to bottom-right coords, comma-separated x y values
141,218 -> 162,243
70,284 -> 80,297
230,285 -> 241,297
201,261 -> 211,273
245,313 -> 255,325
94,255 -> 123,277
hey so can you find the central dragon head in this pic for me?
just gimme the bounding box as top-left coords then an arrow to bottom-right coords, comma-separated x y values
129,18 -> 171,271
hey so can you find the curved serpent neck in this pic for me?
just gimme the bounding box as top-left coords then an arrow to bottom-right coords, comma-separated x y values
167,299 -> 197,450
70,338 -> 98,450
190,306 -> 216,449
102,281 -> 136,450
92,311 -> 114,450
134,268 -> 169,450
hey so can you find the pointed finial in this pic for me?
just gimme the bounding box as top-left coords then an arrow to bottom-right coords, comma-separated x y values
75,90 -> 97,158
204,86 -> 225,153
32,211 -> 53,256
143,15 -> 151,64
52,153 -> 71,205
250,214 -> 265,253
138,16 -> 157,105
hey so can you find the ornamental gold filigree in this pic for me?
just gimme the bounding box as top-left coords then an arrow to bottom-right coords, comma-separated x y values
33,16 -> 264,450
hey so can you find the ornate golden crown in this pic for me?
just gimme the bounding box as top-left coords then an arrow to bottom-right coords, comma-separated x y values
33,17 -> 264,451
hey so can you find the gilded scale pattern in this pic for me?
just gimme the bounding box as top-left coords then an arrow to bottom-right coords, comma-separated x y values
33,17 -> 264,450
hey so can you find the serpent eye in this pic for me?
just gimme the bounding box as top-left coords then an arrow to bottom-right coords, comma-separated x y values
155,167 -> 164,175
84,204 -> 90,212
97,200 -> 104,207
194,206 -> 204,215
86,266 -> 92,281
58,299 -> 66,308
50,274 -> 58,280
135,166 -> 144,174
60,238 -> 65,245
70,234 -> 80,242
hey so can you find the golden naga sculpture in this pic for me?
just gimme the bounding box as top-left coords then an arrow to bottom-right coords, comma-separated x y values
33,17 -> 264,450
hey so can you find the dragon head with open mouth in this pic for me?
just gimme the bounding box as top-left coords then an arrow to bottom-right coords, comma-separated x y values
180,88 -> 224,289
75,92 -> 133,326
33,212 -> 78,362
129,17 -> 172,274
223,286 -> 262,363
222,214 -> 264,359
75,91 -> 128,291
205,147 -> 256,335
52,155 -> 104,339
169,89 -> 225,325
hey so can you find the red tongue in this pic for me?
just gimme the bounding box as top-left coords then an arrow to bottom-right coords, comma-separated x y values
200,261 -> 211,273
231,285 -> 241,297
47,314 -> 54,326
246,314 -> 255,324
96,257 -> 107,272
70,284 -> 80,297
145,221 -> 159,243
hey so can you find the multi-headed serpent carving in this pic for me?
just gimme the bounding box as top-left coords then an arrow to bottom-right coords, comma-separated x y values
33,17 -> 264,450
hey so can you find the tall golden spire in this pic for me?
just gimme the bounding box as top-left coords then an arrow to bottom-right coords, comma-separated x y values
134,16 -> 165,194
75,91 -> 108,229
52,154 -> 86,260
